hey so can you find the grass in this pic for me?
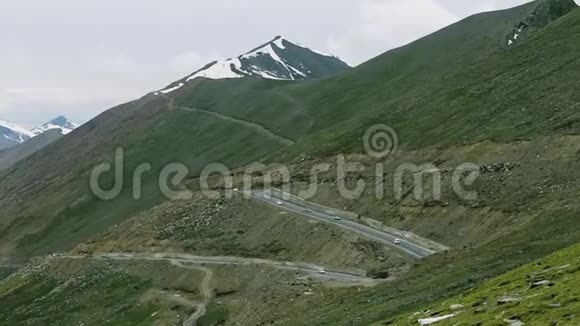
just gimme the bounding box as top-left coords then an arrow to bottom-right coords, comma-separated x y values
198,304 -> 228,326
277,200 -> 580,325
1,1 -> 574,262
390,242 -> 580,325
0,269 -> 159,326
71,193 -> 406,271
3,97 -> 287,260
277,5 -> 580,160
0,1 -> 578,325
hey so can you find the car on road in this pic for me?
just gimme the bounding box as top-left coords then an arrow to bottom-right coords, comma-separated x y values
333,216 -> 342,221
304,209 -> 312,213
318,268 -> 326,274
394,239 -> 402,245
276,201 -> 283,205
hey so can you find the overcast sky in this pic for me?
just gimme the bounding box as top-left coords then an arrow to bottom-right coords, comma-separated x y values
0,0 -> 536,127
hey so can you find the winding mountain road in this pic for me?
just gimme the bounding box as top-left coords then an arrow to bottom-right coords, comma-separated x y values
50,253 -> 380,325
252,191 -> 436,259
53,253 -> 378,284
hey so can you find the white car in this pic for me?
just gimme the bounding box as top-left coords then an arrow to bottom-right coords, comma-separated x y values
333,216 -> 342,221
394,239 -> 402,245
276,201 -> 283,205
318,269 -> 326,274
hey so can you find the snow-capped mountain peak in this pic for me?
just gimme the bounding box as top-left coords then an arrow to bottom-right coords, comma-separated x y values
157,36 -> 351,94
0,120 -> 35,150
32,116 -> 78,136
0,120 -> 34,143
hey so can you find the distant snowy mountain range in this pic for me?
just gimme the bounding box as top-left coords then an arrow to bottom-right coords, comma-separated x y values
31,116 -> 78,136
0,116 -> 78,150
157,36 -> 351,94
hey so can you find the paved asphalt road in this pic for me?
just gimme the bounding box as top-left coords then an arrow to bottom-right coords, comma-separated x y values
253,191 -> 435,259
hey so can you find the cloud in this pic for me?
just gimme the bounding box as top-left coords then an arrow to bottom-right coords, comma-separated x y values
359,0 -> 457,41
90,54 -> 141,74
0,83 -> 144,125
0,92 -> 9,115
435,0 -> 535,16
326,0 -> 459,64
168,52 -> 206,74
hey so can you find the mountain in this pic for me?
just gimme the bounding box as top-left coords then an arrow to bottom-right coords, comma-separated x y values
0,116 -> 77,166
1,1 -> 580,325
157,36 -> 351,94
32,116 -> 78,136
0,129 -> 63,170
0,0 -> 573,271
0,120 -> 34,150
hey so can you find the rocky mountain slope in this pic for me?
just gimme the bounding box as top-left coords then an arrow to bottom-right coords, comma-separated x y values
395,241 -> 580,325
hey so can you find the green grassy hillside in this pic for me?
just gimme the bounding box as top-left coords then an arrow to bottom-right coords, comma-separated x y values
391,242 -> 580,325
0,129 -> 63,170
279,2 -> 580,159
0,1 -> 578,324
0,93 -> 288,260
3,0 -> 568,263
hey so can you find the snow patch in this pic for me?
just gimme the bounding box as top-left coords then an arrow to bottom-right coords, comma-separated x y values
273,37 -> 286,50
160,83 -> 184,94
31,117 -> 78,136
36,123 -> 74,135
281,37 -> 336,58
307,47 -> 336,58
242,44 -> 297,80
287,64 -> 307,77
418,314 -> 456,325
186,59 -> 244,81
0,120 -> 35,139
248,65 -> 286,80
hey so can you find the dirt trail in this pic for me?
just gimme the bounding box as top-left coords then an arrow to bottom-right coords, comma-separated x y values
174,261 -> 213,326
177,106 -> 295,146
158,92 -> 294,146
53,253 -> 376,284
50,253 -> 382,324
